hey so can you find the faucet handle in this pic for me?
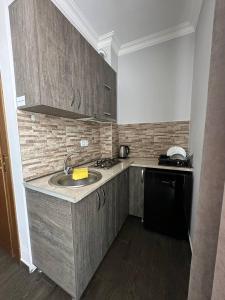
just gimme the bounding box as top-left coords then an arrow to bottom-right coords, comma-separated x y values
64,166 -> 72,175
64,152 -> 77,175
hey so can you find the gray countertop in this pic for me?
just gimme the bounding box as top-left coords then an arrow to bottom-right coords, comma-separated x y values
24,158 -> 193,204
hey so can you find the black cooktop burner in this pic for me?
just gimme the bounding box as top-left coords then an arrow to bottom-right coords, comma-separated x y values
158,155 -> 192,168
92,158 -> 120,169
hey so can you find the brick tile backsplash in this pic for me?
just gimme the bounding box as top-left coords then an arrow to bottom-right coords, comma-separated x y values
17,111 -> 103,180
17,110 -> 189,180
118,121 -> 189,159
100,123 -> 119,159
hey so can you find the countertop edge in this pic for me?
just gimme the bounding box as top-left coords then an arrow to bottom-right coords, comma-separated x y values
130,162 -> 193,172
24,163 -> 131,204
24,183 -> 75,203
24,160 -> 193,204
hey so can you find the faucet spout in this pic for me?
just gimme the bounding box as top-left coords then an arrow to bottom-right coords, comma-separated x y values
64,153 -> 77,175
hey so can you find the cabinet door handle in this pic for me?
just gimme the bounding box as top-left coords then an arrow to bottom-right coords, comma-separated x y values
77,90 -> 81,110
96,191 -> 101,211
101,188 -> 106,207
104,84 -> 112,91
103,112 -> 111,116
141,169 -> 145,184
71,98 -> 75,107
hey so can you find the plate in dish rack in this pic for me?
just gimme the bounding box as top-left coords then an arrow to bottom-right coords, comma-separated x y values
167,146 -> 186,159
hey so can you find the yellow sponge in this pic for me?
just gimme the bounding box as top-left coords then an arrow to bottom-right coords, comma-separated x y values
72,168 -> 88,180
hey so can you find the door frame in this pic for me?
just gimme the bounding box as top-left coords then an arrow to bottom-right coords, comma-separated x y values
0,75 -> 20,260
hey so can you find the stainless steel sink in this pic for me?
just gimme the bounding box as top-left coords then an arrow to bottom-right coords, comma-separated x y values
49,170 -> 102,188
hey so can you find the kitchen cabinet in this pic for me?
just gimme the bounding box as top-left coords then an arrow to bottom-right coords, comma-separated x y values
100,181 -> 116,256
10,0 -> 76,117
80,39 -> 103,117
116,169 -> 129,233
26,170 -> 128,299
26,190 -> 76,297
101,60 -> 117,121
72,189 -> 103,298
34,0 -> 76,114
72,179 -> 117,299
129,167 -> 145,218
72,175 -> 127,298
9,0 -> 117,122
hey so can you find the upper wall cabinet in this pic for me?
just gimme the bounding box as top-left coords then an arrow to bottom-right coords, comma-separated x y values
9,0 -> 117,122
102,60 -> 117,121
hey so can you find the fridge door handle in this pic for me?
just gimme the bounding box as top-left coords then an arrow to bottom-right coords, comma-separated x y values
141,169 -> 145,184
162,180 -> 176,187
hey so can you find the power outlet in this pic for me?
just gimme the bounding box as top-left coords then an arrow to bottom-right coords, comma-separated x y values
80,140 -> 89,147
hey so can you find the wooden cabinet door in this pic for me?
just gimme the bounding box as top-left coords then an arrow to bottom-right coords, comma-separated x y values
10,0 -> 117,120
35,0 -> 74,112
110,69 -> 117,121
26,190 -> 75,297
115,170 -> 129,233
124,169 -> 129,219
71,33 -> 86,115
100,180 -> 116,257
129,167 -> 145,218
80,41 -> 103,116
102,61 -> 117,121
9,0 -> 41,107
72,190 -> 102,299
91,51 -> 104,118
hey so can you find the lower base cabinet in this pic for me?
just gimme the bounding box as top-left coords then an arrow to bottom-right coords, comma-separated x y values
72,190 -> 103,298
129,167 -> 145,218
101,180 -> 116,257
26,169 -> 129,300
116,169 -> 129,232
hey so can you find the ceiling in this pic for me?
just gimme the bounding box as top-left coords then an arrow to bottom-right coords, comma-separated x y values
74,0 -> 200,45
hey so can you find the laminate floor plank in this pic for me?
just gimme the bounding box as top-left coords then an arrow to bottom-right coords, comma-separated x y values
0,216 -> 191,300
47,286 -> 71,300
82,217 -> 191,300
0,258 -> 21,286
0,269 -> 51,300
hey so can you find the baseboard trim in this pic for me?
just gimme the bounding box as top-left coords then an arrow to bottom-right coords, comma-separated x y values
20,258 -> 37,273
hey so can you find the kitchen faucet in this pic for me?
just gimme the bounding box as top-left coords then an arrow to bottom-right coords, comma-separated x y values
64,153 -> 77,175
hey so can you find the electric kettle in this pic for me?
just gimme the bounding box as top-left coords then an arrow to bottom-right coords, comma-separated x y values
119,145 -> 130,159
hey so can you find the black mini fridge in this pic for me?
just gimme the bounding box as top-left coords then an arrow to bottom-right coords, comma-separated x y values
144,168 -> 192,240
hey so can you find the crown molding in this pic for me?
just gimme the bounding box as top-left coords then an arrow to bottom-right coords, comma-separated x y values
51,0 -> 99,49
98,31 -> 120,55
98,31 -> 114,49
7,0 -> 200,59
119,22 -> 195,56
52,0 -> 196,57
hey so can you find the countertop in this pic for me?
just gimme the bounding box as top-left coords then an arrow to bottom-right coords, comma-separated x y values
24,158 -> 193,204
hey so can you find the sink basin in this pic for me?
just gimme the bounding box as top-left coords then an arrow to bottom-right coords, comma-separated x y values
49,170 -> 102,188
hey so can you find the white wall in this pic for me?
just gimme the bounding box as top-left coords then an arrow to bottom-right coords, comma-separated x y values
0,0 -> 35,271
189,0 -> 215,240
118,34 -> 195,124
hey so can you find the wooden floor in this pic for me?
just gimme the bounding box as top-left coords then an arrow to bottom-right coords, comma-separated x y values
0,216 -> 191,300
